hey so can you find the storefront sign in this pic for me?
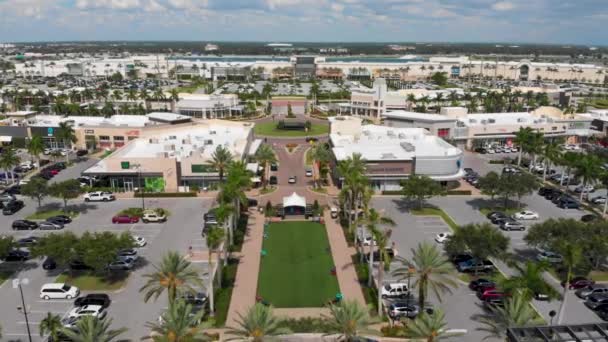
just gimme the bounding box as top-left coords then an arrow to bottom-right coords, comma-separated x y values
121,161 -> 130,169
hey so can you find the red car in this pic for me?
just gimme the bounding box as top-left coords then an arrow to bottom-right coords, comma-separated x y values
562,277 -> 595,290
112,215 -> 139,224
478,289 -> 508,301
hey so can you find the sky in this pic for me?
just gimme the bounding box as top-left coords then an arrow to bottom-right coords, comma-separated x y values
0,0 -> 607,45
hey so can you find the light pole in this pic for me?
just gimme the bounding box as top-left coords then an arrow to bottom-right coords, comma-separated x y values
13,278 -> 32,342
132,163 -> 145,211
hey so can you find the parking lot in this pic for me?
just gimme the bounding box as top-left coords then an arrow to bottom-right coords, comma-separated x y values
0,191 -> 212,340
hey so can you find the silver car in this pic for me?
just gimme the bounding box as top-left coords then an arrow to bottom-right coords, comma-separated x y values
576,285 -> 608,299
38,221 -> 64,230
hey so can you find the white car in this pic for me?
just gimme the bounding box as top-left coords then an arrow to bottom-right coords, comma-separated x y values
288,176 -> 297,184
68,305 -> 106,320
142,210 -> 167,223
132,235 -> 147,247
513,211 -> 540,220
381,283 -> 409,299
359,236 -> 377,246
435,232 -> 451,243
537,251 -> 563,264
43,148 -> 53,155
84,191 -> 115,202
592,196 -> 607,204
305,169 -> 313,177
40,283 -> 80,300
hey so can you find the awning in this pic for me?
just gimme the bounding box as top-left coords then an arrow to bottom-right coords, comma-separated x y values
0,136 -> 12,142
283,192 -> 306,208
246,163 -> 259,174
248,139 -> 263,156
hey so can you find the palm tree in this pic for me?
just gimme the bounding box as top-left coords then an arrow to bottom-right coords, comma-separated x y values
126,89 -> 138,102
225,303 -> 290,341
323,300 -> 376,341
541,139 -> 563,181
214,199 -> 233,287
497,261 -> 555,301
205,226 -> 225,317
27,134 -> 44,168
221,161 -> 252,245
513,127 -> 533,166
372,226 -> 393,315
112,89 -> 123,102
477,293 -> 544,340
255,144 -> 277,189
527,132 -> 545,172
405,309 -> 463,341
556,242 -> 583,324
574,154 -> 603,201
60,316 -> 127,342
40,312 -> 63,341
357,208 -> 395,288
560,151 -> 579,187
210,145 -> 233,182
0,147 -> 20,184
140,251 -> 203,305
310,143 -> 332,188
56,122 -> 76,163
393,242 -> 458,311
144,299 -> 208,341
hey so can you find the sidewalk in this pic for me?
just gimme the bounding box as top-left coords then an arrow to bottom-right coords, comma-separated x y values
323,211 -> 366,305
225,209 -> 265,327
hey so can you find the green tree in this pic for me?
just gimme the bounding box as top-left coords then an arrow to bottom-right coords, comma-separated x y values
0,147 -> 20,184
310,143 -> 332,188
430,72 -> 448,86
541,139 -> 563,181
477,171 -> 501,202
49,179 -> 84,211
559,151 -> 580,187
511,173 -> 539,208
513,127 -> 533,166
357,208 -> 395,288
30,232 -> 78,270
400,175 -> 445,209
226,303 -> 290,342
40,312 -> 63,342
255,144 -> 277,189
444,223 -> 510,268
210,145 -> 233,182
109,72 -> 123,82
405,309 -> 463,341
140,251 -> 203,305
497,261 -> 556,301
323,300 -> 376,341
76,231 -> 134,273
60,316 -> 127,342
56,121 -> 77,162
393,242 -> 458,311
144,299 -> 209,341
21,176 -> 49,207
556,241 -> 583,324
219,161 -> 252,245
574,154 -> 603,201
205,227 -> 225,316
287,102 -> 294,117
477,293 -> 544,340
27,134 -> 44,168
0,235 -> 14,260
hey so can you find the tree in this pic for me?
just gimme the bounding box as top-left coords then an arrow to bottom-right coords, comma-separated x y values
60,316 -> 127,342
255,144 -> 277,189
0,147 -> 20,184
513,127 -> 533,166
400,175 -> 445,209
323,300 -> 376,341
372,227 -> 394,315
497,261 -> 556,301
49,179 -> 84,211
0,235 -> 14,260
76,231 -> 134,273
574,154 -> 603,201
310,143 -> 332,188
444,223 -> 510,267
27,134 -> 44,168
393,242 -> 458,311
430,72 -> 448,87
220,161 -> 252,245
556,241 -> 583,325
287,102 -> 294,117
210,145 -> 233,182
144,299 -> 208,341
21,176 -> 49,207
205,227 -> 225,316
477,293 -> 544,340
405,309 -> 463,341
30,232 -> 78,270
40,312 -> 63,342
225,303 -> 290,342
140,251 -> 203,305
541,139 -> 563,181
511,173 -> 539,208
109,72 -> 123,82
477,171 -> 501,202
356,208 -> 395,288
560,151 -> 580,187
527,132 -> 545,172
56,122 -> 77,162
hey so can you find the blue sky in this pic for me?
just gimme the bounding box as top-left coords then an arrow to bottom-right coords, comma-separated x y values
0,0 -> 607,45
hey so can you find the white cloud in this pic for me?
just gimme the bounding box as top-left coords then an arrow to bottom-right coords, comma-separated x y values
492,1 -> 516,11
76,0 -> 141,10
331,3 -> 345,12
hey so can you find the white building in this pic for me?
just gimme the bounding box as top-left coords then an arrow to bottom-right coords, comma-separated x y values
175,93 -> 243,119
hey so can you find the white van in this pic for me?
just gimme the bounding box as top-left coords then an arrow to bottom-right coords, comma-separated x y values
330,207 -> 338,219
40,283 -> 80,300
381,283 -> 409,299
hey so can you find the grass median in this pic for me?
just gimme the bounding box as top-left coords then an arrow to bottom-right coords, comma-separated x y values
410,207 -> 458,231
56,271 -> 128,291
26,210 -> 79,220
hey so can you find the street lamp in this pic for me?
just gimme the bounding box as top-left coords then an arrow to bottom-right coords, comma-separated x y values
13,278 -> 32,342
131,163 -> 145,211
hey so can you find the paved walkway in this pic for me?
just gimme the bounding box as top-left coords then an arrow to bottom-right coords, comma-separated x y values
324,211 -> 366,305
225,209 -> 265,327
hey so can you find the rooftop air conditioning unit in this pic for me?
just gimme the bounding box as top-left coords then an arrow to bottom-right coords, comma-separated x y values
400,142 -> 415,152
517,118 -> 525,123
488,119 -> 496,123
481,120 -> 487,124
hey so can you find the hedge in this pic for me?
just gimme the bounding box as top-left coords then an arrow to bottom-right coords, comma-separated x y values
134,192 -> 197,198
446,190 -> 472,195
381,190 -> 401,195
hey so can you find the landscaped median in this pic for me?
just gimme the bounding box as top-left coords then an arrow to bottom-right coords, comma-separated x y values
410,207 -> 458,230
55,271 -> 128,291
26,209 -> 79,220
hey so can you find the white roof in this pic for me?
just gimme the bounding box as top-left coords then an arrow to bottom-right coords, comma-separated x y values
458,112 -> 540,127
246,163 -> 259,173
30,115 -> 150,128
248,139 -> 263,156
283,192 -> 306,208
7,111 -> 36,117
146,112 -> 191,122
383,110 -> 456,122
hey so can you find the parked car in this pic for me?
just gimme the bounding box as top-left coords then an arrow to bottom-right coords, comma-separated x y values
142,210 -> 167,223
477,289 -> 508,301
42,257 -> 57,270
387,302 -> 420,320
575,185 -> 595,193
381,283 -> 409,299
500,219 -> 525,231
12,219 -> 38,230
482,297 -> 505,309
0,193 -> 16,203
38,221 -> 64,230
558,197 -> 580,209
17,236 -> 39,246
536,251 -> 563,264
305,168 -> 313,177
330,207 -> 338,219
74,294 -> 111,308
457,259 -> 494,273
3,249 -> 30,262
2,200 -> 24,215
76,149 -> 88,157
4,185 -> 21,195
112,215 -> 139,224
107,258 -> 135,271
451,253 -> 474,265
486,211 -> 506,220
563,277 -> 595,289
576,285 -> 608,299
69,260 -> 93,271
68,305 -> 107,320
269,176 -> 278,185
469,278 -> 496,292
544,189 -> 563,200
117,248 -> 138,259
585,294 -> 608,310
366,248 -> 397,261
288,176 -> 297,184
513,210 -> 539,220
132,235 -> 147,247
359,235 -> 377,246
40,283 -> 80,300
490,213 -> 510,225
84,191 -> 115,202
179,292 -> 207,306
434,232 -> 451,243
47,215 -> 72,225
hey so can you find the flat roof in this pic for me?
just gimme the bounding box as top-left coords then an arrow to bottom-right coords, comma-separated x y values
146,112 -> 191,123
7,111 -> 37,117
383,110 -> 457,122
458,112 -> 541,127
29,115 -> 150,128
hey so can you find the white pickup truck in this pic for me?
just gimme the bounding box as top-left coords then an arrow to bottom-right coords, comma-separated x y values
84,191 -> 115,202
142,210 -> 167,223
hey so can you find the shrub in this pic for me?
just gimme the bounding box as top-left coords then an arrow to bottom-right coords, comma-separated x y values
119,207 -> 170,217
381,324 -> 406,337
277,317 -> 334,333
446,190 -> 472,195
134,192 -> 196,198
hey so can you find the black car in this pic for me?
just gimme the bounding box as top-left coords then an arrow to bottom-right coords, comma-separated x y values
47,215 -> 72,225
269,176 -> 278,185
17,236 -> 39,246
486,211 -> 506,220
544,189 -> 563,200
270,163 -> 278,172
469,278 -> 496,291
12,219 -> 38,230
3,185 -> 21,195
490,213 -> 510,225
247,198 -> 258,207
538,187 -> 553,196
451,253 -> 473,265
3,200 -> 24,215
38,171 -> 54,180
180,292 -> 207,306
69,260 -> 93,270
558,198 -> 580,209
582,214 -> 601,223
42,257 -> 57,270
3,249 -> 30,262
76,149 -> 89,157
74,294 -> 111,308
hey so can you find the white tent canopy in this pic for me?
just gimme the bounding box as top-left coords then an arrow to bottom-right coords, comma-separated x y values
283,192 -> 306,208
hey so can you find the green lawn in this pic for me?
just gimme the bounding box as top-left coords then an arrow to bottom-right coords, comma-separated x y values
254,121 -> 329,137
0,271 -> 12,286
56,272 -> 128,291
27,210 -> 79,220
410,207 -> 458,230
258,221 -> 340,307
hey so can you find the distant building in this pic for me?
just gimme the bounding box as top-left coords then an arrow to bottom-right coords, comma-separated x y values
175,93 -> 243,119
204,44 -> 219,52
